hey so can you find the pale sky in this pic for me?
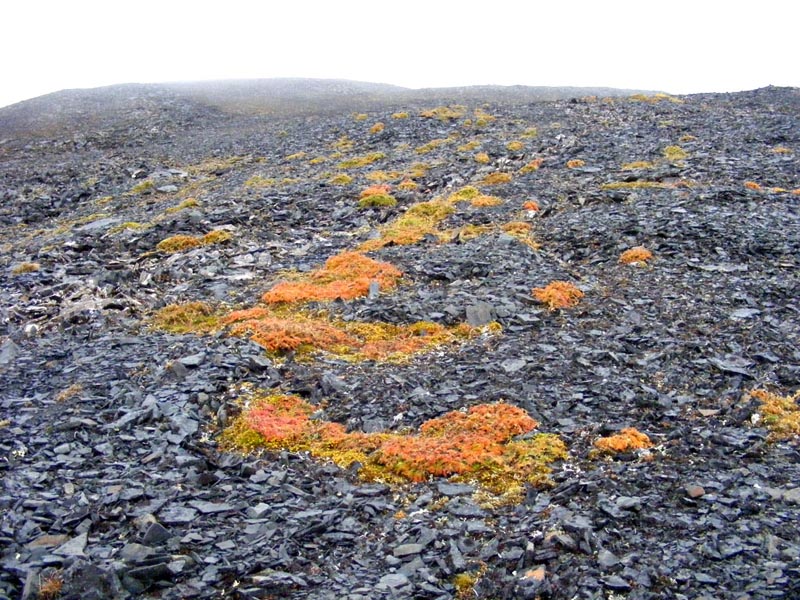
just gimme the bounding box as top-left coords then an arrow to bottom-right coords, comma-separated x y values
2,0 -> 798,109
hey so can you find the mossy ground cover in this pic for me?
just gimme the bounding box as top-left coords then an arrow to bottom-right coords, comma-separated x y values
221,394 -> 567,499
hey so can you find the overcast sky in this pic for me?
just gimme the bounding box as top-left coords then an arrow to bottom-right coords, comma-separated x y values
2,0 -> 798,109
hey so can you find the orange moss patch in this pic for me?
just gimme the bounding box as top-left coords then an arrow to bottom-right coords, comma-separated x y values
222,308 -> 495,361
156,230 -> 231,253
566,159 -> 585,168
474,152 -> 490,164
222,395 -> 566,495
470,195 -> 504,208
263,252 -> 402,304
522,200 -> 540,211
397,179 -> 418,191
622,161 -> 654,170
594,428 -> 653,453
369,122 -> 385,134
619,246 -> 654,265
751,389 -> 800,441
360,184 -> 392,198
520,158 -> 543,174
482,172 -> 512,185
420,105 -> 466,121
532,281 -> 583,310
744,181 -> 762,190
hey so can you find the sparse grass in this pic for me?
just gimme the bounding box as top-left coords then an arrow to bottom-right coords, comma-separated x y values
222,394 -> 564,496
420,105 -> 466,121
474,152 -> 490,164
406,163 -> 430,179
152,301 -> 220,334
365,170 -> 401,182
482,172 -> 512,185
520,158 -> 543,174
338,152 -> 386,169
619,246 -> 654,265
502,221 -> 539,249
532,281 -> 583,310
594,428 -> 653,453
164,198 -> 200,214
187,155 -> 248,175
94,195 -> 114,206
566,159 -> 585,169
506,140 -> 524,152
308,156 -> 327,165
397,179 -> 418,191
458,140 -> 481,152
601,181 -> 673,190
285,152 -> 306,161
37,571 -> 63,600
470,195 -> 503,208
622,161 -> 654,170
629,93 -> 683,104
771,146 -> 792,154
108,221 -> 149,235
472,108 -> 495,127
751,389 -> 800,441
12,262 -> 40,275
331,136 -> 355,151
329,173 -> 353,185
244,175 -> 277,188
663,145 -> 688,161
263,252 -> 402,304
55,383 -> 83,403
416,138 -> 449,154
128,180 -> 155,195
369,122 -> 385,134
156,230 -> 232,253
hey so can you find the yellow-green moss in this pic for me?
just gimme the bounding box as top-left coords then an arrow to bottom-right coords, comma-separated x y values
420,105 -> 466,121
391,112 -> 409,119
244,175 -> 277,188
358,193 -> 397,208
506,140 -> 524,152
329,173 -> 354,185
663,145 -> 688,161
338,152 -> 386,169
128,180 -> 155,194
416,138 -> 449,154
152,301 -> 220,334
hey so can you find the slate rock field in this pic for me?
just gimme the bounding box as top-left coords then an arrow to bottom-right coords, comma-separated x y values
0,83 -> 799,599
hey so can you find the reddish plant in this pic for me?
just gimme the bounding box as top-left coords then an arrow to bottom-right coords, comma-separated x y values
532,281 -> 584,310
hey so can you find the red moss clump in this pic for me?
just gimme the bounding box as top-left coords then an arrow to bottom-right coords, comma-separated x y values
594,428 -> 653,453
263,252 -> 402,303
245,394 -> 316,444
532,281 -> 584,310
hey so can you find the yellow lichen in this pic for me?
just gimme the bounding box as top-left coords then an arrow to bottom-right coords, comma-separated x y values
663,145 -> 688,161
506,140 -> 524,152
338,152 -> 386,169
474,152 -> 490,164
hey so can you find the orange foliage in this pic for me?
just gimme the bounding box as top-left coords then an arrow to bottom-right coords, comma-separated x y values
230,396 -> 543,482
619,246 -> 654,264
360,184 -> 392,199
482,172 -> 513,185
522,200 -> 540,211
744,181 -> 762,190
223,308 -> 357,353
566,159 -> 585,168
532,281 -> 584,310
263,252 -> 402,303
594,428 -> 653,453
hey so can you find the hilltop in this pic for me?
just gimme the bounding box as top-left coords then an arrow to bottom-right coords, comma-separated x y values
0,80 -> 799,600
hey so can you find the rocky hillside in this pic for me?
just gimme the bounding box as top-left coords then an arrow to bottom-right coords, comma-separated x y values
1,81 -> 799,600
